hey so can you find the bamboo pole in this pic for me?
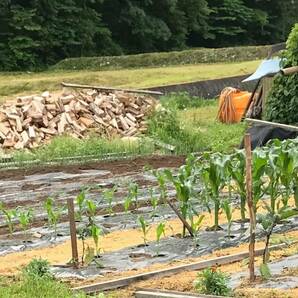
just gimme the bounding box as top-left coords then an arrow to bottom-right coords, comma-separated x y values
245,118 -> 298,132
61,82 -> 163,96
244,134 -> 255,282
281,66 -> 298,76
67,198 -> 79,268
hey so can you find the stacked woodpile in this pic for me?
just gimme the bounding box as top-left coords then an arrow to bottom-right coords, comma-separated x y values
0,90 -> 156,149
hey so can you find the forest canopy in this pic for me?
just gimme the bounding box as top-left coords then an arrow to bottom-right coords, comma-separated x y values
0,0 -> 297,70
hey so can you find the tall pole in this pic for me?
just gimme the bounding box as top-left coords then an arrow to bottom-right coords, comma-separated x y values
244,134 -> 255,282
67,198 -> 79,268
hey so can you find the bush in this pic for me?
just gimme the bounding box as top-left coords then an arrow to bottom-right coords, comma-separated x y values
52,45 -> 270,71
194,267 -> 231,296
147,106 -> 204,154
23,258 -> 53,279
265,24 -> 298,125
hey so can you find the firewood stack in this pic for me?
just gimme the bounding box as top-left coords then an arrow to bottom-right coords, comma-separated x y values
0,90 -> 156,150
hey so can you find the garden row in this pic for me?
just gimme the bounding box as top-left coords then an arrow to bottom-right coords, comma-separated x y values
1,138 -> 297,270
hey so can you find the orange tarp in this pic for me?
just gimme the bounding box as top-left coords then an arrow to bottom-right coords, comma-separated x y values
217,87 -> 251,123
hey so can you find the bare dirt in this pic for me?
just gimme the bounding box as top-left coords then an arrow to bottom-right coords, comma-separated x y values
0,155 -> 185,181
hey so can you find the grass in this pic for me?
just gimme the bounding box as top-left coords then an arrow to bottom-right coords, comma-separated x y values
8,136 -> 155,165
147,93 -> 246,154
0,276 -> 80,298
0,275 -> 105,298
0,60 -> 260,99
53,45 -> 269,71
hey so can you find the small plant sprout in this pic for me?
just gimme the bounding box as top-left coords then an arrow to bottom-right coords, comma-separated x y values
149,187 -> 159,216
221,199 -> 233,238
44,197 -> 64,238
138,215 -> 150,245
152,169 -> 168,202
103,185 -> 117,215
75,191 -> 86,221
0,203 -> 16,236
124,195 -> 132,213
190,214 -> 205,235
86,199 -> 97,223
128,182 -> 139,209
15,208 -> 33,240
91,224 -> 102,255
155,222 -> 165,255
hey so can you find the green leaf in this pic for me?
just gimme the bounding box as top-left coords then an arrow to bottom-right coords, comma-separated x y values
260,263 -> 271,280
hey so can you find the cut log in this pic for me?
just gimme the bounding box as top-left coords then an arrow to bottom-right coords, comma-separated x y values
79,117 -> 94,128
21,130 -> 30,146
28,126 -> 36,138
0,123 -> 10,136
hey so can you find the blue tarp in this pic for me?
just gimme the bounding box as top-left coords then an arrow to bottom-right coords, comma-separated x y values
242,58 -> 282,82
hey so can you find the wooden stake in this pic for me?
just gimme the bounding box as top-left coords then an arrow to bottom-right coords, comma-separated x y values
244,133 -> 255,282
67,198 -> 79,268
166,199 -> 194,237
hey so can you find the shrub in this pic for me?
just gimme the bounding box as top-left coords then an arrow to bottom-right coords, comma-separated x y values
147,106 -> 204,154
23,258 -> 53,279
194,267 -> 232,296
265,24 -> 298,125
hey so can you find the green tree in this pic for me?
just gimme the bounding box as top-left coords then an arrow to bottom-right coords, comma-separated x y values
206,0 -> 257,46
265,24 -> 298,125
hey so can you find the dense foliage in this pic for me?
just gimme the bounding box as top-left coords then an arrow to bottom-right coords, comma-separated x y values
195,267 -> 231,296
265,24 -> 298,125
0,0 -> 297,70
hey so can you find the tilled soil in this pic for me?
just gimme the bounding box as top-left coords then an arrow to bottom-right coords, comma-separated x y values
0,155 -> 184,181
0,155 -> 184,233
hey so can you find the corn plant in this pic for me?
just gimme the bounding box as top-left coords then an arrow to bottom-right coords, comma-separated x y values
44,197 -> 64,238
124,194 -> 132,213
138,215 -> 150,245
129,182 -> 139,209
155,222 -> 166,255
251,148 -> 267,211
15,208 -> 33,240
258,205 -> 298,267
151,168 -> 168,202
149,187 -> 159,215
124,182 -> 139,212
75,191 -> 86,221
103,186 -> 117,216
190,214 -> 205,235
229,150 -> 246,221
277,141 -> 295,208
164,155 -> 198,237
90,224 -> 102,255
221,199 -> 232,237
0,203 -> 16,236
201,152 -> 230,231
86,199 -> 97,223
